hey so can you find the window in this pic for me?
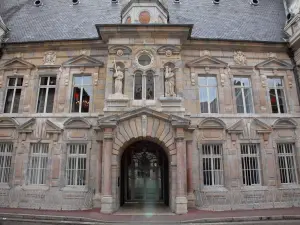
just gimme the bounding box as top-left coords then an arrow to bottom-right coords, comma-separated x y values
202,144 -> 223,186
4,77 -> 23,113
66,144 -> 87,186
277,143 -> 297,184
233,77 -> 254,113
267,78 -> 286,113
71,75 -> 92,113
146,71 -> 154,100
241,144 -> 261,185
0,143 -> 13,183
198,76 -> 218,113
28,143 -> 49,185
134,72 -> 143,100
36,76 -> 56,113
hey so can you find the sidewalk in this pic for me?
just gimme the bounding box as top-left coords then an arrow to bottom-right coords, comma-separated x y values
0,207 -> 300,223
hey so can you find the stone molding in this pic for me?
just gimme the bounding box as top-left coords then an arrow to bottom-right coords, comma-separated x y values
0,117 -> 19,128
272,118 -> 297,129
198,117 -> 226,129
108,45 -> 132,55
186,55 -> 228,68
255,58 -> 293,71
62,55 -> 104,68
0,58 -> 35,70
157,45 -> 181,56
64,117 -> 91,129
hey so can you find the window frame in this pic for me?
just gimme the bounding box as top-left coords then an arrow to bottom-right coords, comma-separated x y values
233,76 -> 254,114
65,143 -> 88,187
201,144 -> 224,186
3,76 -> 24,114
267,77 -> 287,114
70,74 -> 93,113
36,75 -> 57,113
0,142 -> 13,184
277,143 -> 298,184
240,143 -> 262,186
133,70 -> 156,101
27,143 -> 50,185
198,75 -> 219,114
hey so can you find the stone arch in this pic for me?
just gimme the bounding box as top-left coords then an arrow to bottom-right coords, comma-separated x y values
63,117 -> 91,129
198,117 -> 226,129
0,117 -> 19,128
112,116 -> 176,157
272,118 -> 297,129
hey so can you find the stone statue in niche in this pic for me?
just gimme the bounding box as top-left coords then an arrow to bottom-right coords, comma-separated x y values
164,66 -> 176,97
114,66 -> 124,95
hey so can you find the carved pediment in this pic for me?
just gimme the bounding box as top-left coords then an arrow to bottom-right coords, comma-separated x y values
0,118 -> 19,128
0,58 -> 35,70
198,118 -> 226,129
272,118 -> 297,129
255,58 -> 293,70
109,45 -> 132,55
157,45 -> 181,56
228,119 -> 271,140
98,107 -> 190,128
19,118 -> 35,132
186,56 -> 227,68
64,118 -> 91,129
45,120 -> 62,133
62,55 -> 104,67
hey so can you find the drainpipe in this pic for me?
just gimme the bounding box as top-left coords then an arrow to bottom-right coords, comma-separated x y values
287,47 -> 300,106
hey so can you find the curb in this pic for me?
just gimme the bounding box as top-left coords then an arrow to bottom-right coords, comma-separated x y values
0,213 -> 300,224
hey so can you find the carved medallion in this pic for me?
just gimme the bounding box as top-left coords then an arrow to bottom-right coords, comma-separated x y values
165,50 -> 172,57
43,51 -> 56,65
233,51 -> 247,65
116,49 -> 124,56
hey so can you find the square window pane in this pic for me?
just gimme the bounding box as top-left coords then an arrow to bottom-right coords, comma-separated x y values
40,77 -> 48,85
233,77 -> 241,86
274,78 -> 283,87
16,78 -> 23,86
49,76 -> 56,85
207,77 -> 217,86
82,76 -> 92,85
199,77 -> 207,86
267,78 -> 274,87
73,76 -> 82,85
241,78 -> 250,87
8,78 -> 16,86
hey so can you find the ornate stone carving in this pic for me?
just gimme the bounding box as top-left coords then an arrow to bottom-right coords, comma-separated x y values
165,50 -> 172,57
116,49 -> 124,56
80,49 -> 91,56
114,66 -> 124,95
233,51 -> 247,65
164,65 -> 176,97
14,52 -> 23,58
220,68 -> 226,87
202,50 -> 211,56
190,72 -> 196,86
268,52 -> 277,58
43,51 -> 56,65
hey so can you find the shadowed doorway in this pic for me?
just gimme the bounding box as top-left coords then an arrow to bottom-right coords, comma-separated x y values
120,140 -> 169,207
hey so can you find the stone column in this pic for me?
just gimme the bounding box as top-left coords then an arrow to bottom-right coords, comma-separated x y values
186,140 -> 195,207
93,141 -> 102,208
101,128 -> 114,213
175,127 -> 188,214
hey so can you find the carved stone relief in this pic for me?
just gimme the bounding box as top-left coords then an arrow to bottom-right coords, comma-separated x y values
233,51 -> 247,65
190,72 -> 196,86
43,51 -> 56,65
164,65 -> 176,97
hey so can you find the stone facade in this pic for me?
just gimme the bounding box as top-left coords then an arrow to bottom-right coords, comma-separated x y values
1,1 -> 300,215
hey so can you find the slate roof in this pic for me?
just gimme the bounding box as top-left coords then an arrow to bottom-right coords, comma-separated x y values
0,0 -> 287,43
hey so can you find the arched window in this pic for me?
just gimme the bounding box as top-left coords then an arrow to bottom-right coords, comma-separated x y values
146,71 -> 154,100
134,72 -> 142,100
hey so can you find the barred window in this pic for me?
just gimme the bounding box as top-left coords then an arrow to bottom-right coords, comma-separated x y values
28,143 -> 49,185
202,144 -> 223,186
66,144 -> 87,186
277,143 -> 297,184
241,144 -> 261,185
0,143 -> 13,183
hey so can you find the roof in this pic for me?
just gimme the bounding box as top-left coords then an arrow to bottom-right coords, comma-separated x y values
0,0 -> 287,43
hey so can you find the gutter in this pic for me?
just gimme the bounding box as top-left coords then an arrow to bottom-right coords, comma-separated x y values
287,47 -> 300,106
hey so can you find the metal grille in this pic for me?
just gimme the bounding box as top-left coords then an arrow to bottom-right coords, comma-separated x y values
66,144 -> 87,186
241,144 -> 261,185
0,143 -> 13,183
28,143 -> 49,185
202,144 -> 223,186
277,143 -> 297,184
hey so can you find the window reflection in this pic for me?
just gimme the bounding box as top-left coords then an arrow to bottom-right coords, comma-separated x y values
146,72 -> 154,100
71,75 -> 92,113
134,72 -> 142,100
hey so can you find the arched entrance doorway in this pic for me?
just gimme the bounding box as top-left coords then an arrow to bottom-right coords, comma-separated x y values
120,140 -> 169,206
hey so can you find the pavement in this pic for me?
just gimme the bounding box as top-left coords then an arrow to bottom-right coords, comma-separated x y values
1,207 -> 300,224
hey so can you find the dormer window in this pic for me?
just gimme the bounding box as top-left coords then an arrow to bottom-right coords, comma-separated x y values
121,0 -> 168,24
